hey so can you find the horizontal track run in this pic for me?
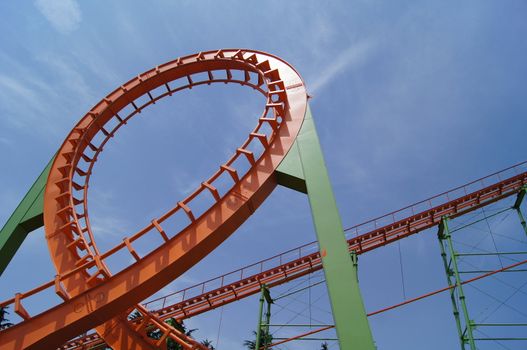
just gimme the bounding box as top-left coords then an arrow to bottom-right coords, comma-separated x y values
63,161 -> 527,350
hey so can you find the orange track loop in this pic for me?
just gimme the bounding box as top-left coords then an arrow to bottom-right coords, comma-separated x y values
0,50 -> 307,350
63,165 -> 527,350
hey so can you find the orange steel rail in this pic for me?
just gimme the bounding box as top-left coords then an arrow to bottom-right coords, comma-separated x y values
62,161 -> 527,350
0,49 -> 308,350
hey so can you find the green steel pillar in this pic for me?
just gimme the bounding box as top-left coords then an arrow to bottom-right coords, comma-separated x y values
438,222 -> 466,350
276,105 -> 375,350
254,286 -> 265,350
438,217 -> 476,350
0,157 -> 53,276
254,285 -> 272,350
513,186 -> 527,237
263,290 -> 272,350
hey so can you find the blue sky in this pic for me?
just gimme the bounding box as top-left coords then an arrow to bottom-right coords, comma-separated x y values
1,1 -> 527,349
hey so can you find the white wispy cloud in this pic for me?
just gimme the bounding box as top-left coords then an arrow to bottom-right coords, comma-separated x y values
0,136 -> 13,147
88,189 -> 131,243
36,53 -> 96,103
34,0 -> 82,34
0,52 -> 91,137
308,40 -> 375,95
0,73 -> 52,129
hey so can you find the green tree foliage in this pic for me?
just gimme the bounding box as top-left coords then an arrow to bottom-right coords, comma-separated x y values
0,306 -> 13,330
128,310 -> 209,350
147,317 -> 197,350
201,339 -> 215,349
243,330 -> 273,350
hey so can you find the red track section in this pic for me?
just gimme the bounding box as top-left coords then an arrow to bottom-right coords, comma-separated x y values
0,49 -> 308,350
63,162 -> 527,350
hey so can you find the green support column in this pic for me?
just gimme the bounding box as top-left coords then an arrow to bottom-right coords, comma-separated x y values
276,105 -> 375,350
0,157 -> 53,276
263,290 -> 272,350
254,285 -> 273,350
254,286 -> 265,350
438,217 -> 476,350
438,222 -> 466,350
513,186 -> 527,237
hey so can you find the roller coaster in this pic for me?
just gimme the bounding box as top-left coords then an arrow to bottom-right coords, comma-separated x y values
0,49 -> 526,350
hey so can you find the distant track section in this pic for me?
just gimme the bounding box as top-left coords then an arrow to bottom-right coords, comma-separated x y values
62,161 -> 527,350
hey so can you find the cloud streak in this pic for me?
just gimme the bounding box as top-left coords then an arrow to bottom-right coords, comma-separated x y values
35,0 -> 82,34
309,40 -> 375,95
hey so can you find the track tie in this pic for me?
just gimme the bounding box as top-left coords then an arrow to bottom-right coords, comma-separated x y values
213,50 -> 225,59
266,102 -> 285,116
85,112 -> 98,123
58,220 -> 76,231
61,151 -> 75,162
232,50 -> 244,60
86,257 -> 110,284
66,237 -> 87,251
268,89 -> 287,101
255,60 -> 271,72
177,202 -> 195,222
75,167 -> 88,177
100,127 -> 111,137
250,133 -> 268,148
56,205 -> 72,216
220,165 -> 239,182
196,52 -> 206,61
152,219 -> 169,242
87,142 -> 99,152
80,153 -> 93,163
236,148 -> 256,165
57,164 -> 72,176
201,182 -> 221,201
14,294 -> 30,321
147,91 -> 155,103
71,181 -> 84,191
245,53 -> 258,63
67,139 -> 80,147
54,177 -> 70,187
56,209 -> 73,222
55,191 -> 71,201
259,117 -> 279,130
263,68 -> 280,81
257,73 -> 265,87
114,112 -> 124,124
124,237 -> 141,261
75,253 -> 93,267
131,101 -> 140,113
268,80 -> 286,90
164,83 -> 172,96
72,127 -> 86,135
